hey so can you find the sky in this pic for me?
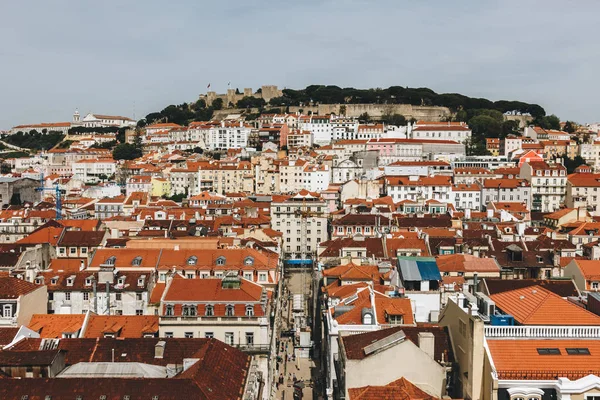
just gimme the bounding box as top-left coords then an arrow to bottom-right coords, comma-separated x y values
1,0 -> 599,129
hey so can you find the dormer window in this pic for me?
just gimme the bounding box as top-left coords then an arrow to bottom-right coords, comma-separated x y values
187,256 -> 197,266
182,305 -> 197,317
51,277 -> 58,285
118,277 -> 125,285
66,277 -> 74,286
244,256 -> 254,266
205,304 -> 214,316
85,278 -> 92,286
216,256 -> 226,266
362,311 -> 373,325
132,256 -> 142,266
225,304 -> 235,316
245,305 -> 254,316
138,277 -> 145,287
105,256 -> 116,266
35,277 -> 43,285
165,305 -> 174,316
387,314 -> 403,325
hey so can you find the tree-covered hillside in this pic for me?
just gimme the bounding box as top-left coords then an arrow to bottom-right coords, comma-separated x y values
139,85 -> 547,127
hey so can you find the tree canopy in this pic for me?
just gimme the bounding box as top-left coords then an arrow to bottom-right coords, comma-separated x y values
112,143 -> 142,160
5,130 -> 64,150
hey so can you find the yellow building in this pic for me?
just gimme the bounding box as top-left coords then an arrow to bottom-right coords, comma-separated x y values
151,177 -> 170,197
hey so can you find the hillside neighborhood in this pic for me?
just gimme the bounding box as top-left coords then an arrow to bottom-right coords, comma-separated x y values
1,84 -> 600,400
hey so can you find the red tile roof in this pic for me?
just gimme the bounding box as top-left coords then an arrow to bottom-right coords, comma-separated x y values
83,315 -> 159,338
490,285 -> 600,325
28,314 -> 86,338
487,339 -> 600,380
349,377 -> 439,400
0,277 -> 42,299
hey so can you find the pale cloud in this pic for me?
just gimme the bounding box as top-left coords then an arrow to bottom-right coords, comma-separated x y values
0,0 -> 598,128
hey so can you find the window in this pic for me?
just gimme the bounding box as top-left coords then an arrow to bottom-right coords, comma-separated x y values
65,292 -> 71,301
69,247 -> 77,254
187,256 -> 197,266
226,305 -> 235,316
115,293 -> 122,301
132,256 -> 142,266
259,273 -> 267,282
566,348 -> 591,355
183,305 -> 197,317
244,256 -> 254,266
164,332 -> 173,338
592,282 -> 599,290
105,256 -> 116,266
3,304 -> 12,318
245,332 -> 254,345
225,332 -> 234,345
537,348 -> 561,355
205,305 -> 214,316
216,256 -> 226,266
388,315 -> 403,325
184,332 -> 193,338
245,305 -> 254,316
166,305 -> 174,316
83,292 -> 89,301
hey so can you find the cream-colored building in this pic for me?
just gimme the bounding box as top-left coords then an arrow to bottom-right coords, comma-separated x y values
158,276 -> 270,349
336,327 -> 452,399
270,190 -> 328,261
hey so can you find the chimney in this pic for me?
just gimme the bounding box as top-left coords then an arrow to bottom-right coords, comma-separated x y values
155,340 -> 166,359
473,273 -> 478,293
486,208 -> 493,219
465,208 -> 471,220
418,332 -> 435,359
79,260 -> 85,271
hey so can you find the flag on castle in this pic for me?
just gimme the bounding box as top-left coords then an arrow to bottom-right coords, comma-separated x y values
207,83 -> 211,89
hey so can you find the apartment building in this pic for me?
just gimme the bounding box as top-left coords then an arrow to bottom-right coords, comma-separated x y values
270,190 -> 329,261
520,161 -> 567,212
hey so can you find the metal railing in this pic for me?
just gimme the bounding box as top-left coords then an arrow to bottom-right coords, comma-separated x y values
485,325 -> 600,338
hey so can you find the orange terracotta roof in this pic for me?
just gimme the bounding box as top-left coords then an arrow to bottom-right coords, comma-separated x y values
349,377 -> 439,400
163,277 -> 263,303
28,314 -> 86,338
83,315 -> 159,338
15,227 -> 64,246
487,338 -> 600,380
490,285 -> 600,325
436,254 -> 500,273
574,260 -> 600,280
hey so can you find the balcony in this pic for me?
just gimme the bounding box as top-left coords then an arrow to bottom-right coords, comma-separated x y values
485,325 -> 600,338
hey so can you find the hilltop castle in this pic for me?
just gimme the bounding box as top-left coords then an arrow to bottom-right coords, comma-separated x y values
200,85 -> 283,108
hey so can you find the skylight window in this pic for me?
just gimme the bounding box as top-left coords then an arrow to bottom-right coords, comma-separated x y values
566,348 -> 590,355
537,348 -> 561,355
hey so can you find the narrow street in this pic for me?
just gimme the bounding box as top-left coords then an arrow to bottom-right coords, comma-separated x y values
274,269 -> 322,400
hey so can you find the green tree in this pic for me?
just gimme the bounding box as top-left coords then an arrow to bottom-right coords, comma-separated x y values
381,113 -> 407,126
468,115 -> 502,138
501,120 -> 520,139
563,121 -> 576,133
212,98 -> 224,110
535,114 -> 561,130
559,155 -> 587,173
358,112 -> 371,122
113,143 -> 142,160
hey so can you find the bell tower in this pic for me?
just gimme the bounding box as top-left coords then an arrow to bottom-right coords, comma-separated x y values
73,109 -> 80,123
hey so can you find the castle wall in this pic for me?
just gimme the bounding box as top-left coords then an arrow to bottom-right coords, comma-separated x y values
289,104 -> 452,121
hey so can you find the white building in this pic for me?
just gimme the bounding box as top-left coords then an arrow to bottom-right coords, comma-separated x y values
270,190 -> 329,261
303,163 -> 331,192
205,121 -> 252,150
520,161 -> 567,212
384,175 -> 453,204
410,121 -> 471,144
481,178 -> 532,210
72,159 -> 116,182
78,112 -> 136,128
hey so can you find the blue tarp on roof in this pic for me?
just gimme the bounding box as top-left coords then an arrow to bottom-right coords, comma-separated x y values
397,257 -> 441,282
416,260 -> 442,281
398,259 -> 421,281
